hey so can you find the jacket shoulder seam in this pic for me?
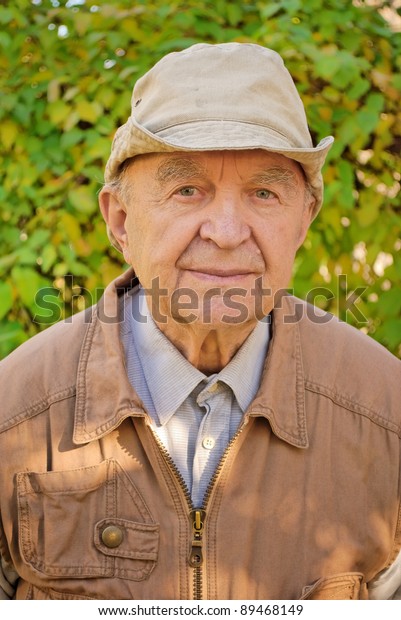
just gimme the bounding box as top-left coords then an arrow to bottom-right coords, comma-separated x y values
305,380 -> 401,436
0,385 -> 76,434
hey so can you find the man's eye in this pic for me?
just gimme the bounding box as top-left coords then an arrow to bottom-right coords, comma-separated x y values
178,187 -> 196,196
255,189 -> 273,199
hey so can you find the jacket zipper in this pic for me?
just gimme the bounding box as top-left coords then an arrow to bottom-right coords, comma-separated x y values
150,424 -> 246,599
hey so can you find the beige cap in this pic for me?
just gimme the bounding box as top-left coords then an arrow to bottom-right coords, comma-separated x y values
105,42 -> 333,214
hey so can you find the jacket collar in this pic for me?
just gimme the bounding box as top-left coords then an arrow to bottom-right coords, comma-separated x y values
73,269 -> 145,444
73,271 -> 308,449
247,293 -> 308,448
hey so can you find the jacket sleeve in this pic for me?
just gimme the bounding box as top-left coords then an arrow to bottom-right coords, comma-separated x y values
0,553 -> 18,599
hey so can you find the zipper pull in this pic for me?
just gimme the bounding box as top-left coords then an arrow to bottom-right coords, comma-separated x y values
188,509 -> 206,568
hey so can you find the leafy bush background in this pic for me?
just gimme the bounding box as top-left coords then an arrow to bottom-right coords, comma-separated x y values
1,0 -> 400,359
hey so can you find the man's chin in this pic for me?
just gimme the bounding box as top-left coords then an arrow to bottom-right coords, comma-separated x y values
169,300 -> 267,328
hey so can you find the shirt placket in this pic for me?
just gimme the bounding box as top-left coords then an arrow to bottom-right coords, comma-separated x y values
191,384 -> 231,506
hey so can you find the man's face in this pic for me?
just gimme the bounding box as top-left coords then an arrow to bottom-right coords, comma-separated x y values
108,150 -> 313,327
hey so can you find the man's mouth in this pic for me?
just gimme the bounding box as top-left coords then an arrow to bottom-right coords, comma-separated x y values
185,268 -> 256,281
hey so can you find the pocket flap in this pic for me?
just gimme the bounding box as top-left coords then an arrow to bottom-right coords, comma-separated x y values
301,573 -> 368,600
94,518 -> 159,560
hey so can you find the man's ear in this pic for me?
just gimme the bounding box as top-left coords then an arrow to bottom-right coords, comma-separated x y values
99,187 -> 131,262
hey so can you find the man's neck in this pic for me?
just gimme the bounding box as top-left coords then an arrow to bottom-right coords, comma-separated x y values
153,319 -> 258,374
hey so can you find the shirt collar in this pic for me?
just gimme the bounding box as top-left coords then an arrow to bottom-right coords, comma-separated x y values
130,289 -> 205,425
218,317 -> 270,413
130,288 -> 270,423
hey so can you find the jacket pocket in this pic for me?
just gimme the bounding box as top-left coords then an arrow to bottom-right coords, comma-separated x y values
17,459 -> 159,581
19,582 -> 100,600
300,573 -> 368,600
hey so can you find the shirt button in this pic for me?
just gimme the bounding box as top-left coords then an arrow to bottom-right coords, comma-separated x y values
101,525 -> 124,548
208,383 -> 218,393
202,437 -> 215,450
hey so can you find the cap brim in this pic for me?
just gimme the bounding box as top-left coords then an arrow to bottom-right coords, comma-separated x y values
155,119 -> 334,160
105,118 -> 334,217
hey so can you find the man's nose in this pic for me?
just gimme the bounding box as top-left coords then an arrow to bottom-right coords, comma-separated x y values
199,193 -> 251,249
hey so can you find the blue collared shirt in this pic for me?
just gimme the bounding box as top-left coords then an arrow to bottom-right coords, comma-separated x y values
121,287 -> 270,507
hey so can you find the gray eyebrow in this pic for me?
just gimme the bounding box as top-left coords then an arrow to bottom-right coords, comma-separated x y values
155,158 -> 302,198
156,157 -> 208,184
249,168 -> 300,193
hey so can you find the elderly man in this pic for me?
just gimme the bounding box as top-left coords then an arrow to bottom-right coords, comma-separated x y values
0,43 -> 400,601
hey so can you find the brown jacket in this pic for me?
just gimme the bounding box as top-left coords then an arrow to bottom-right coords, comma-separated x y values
0,271 -> 401,600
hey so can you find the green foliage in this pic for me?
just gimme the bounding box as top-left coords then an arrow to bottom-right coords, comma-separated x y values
1,0 -> 400,358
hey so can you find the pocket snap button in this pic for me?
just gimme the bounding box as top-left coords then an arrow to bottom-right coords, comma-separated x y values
101,525 -> 124,548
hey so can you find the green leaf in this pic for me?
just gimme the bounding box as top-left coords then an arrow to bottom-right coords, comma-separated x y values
377,288 -> 401,317
259,4 -> 283,19
68,186 -> 97,215
47,100 -> 71,124
0,282 -> 13,320
226,3 -> 243,26
377,319 -> 401,349
40,245 -> 58,273
0,30 -> 11,48
11,266 -> 46,310
75,100 -> 103,123
0,321 -> 28,360
346,79 -> 370,100
0,8 -> 14,24
0,120 -> 18,150
315,55 -> 342,80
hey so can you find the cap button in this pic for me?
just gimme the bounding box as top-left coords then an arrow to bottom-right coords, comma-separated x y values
101,525 -> 124,548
